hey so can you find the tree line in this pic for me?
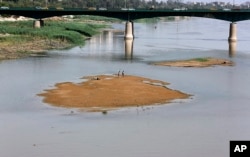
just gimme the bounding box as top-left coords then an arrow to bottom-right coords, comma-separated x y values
0,0 -> 244,10
1,0 -> 186,9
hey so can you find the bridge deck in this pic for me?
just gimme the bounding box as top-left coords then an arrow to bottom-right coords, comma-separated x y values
1,8 -> 250,22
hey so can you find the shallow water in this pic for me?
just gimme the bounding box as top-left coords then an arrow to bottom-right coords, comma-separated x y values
1,17 -> 250,157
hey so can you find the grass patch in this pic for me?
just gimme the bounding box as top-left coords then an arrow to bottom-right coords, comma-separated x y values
193,57 -> 209,62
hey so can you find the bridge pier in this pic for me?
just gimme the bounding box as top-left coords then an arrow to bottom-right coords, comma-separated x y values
33,20 -> 41,28
228,22 -> 237,42
124,21 -> 134,39
33,19 -> 44,28
40,19 -> 44,27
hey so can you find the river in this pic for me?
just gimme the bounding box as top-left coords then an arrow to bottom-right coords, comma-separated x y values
1,17 -> 250,157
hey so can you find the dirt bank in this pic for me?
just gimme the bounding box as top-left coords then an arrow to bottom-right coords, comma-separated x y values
38,74 -> 191,112
0,38 -> 70,60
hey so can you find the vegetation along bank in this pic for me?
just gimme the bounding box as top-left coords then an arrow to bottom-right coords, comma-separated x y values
0,16 -> 109,60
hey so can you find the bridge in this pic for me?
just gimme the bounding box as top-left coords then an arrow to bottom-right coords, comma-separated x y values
1,7 -> 249,41
1,8 -> 250,22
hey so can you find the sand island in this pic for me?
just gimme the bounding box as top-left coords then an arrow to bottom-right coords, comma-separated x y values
153,57 -> 234,67
38,75 -> 190,112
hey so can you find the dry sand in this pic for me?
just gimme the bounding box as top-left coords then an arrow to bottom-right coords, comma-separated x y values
38,75 -> 191,112
153,57 -> 234,67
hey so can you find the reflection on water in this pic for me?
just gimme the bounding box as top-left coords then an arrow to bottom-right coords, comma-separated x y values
228,41 -> 237,57
124,39 -> 134,60
81,28 -> 136,61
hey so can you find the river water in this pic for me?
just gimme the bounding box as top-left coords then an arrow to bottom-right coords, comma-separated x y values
1,17 -> 250,157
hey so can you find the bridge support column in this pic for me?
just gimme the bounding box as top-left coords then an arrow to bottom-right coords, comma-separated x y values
33,20 -> 41,28
228,22 -> 237,42
33,19 -> 44,28
40,19 -> 44,27
124,21 -> 134,39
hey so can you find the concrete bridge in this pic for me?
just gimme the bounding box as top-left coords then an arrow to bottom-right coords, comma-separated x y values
2,8 -> 250,41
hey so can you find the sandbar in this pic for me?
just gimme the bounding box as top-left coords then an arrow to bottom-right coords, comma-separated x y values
38,75 -> 190,112
153,57 -> 234,67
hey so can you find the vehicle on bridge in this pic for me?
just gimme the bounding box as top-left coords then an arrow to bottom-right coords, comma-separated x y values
98,8 -> 107,11
56,7 -> 64,10
222,8 -> 231,11
35,6 -> 48,10
173,8 -> 188,11
0,6 -> 9,10
88,7 -> 96,10
121,8 -> 135,11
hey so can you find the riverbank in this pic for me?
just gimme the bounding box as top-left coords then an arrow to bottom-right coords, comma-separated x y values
0,16 -> 108,60
38,74 -> 191,112
0,37 -> 71,59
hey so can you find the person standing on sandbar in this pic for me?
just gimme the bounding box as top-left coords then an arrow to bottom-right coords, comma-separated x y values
118,70 -> 120,77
